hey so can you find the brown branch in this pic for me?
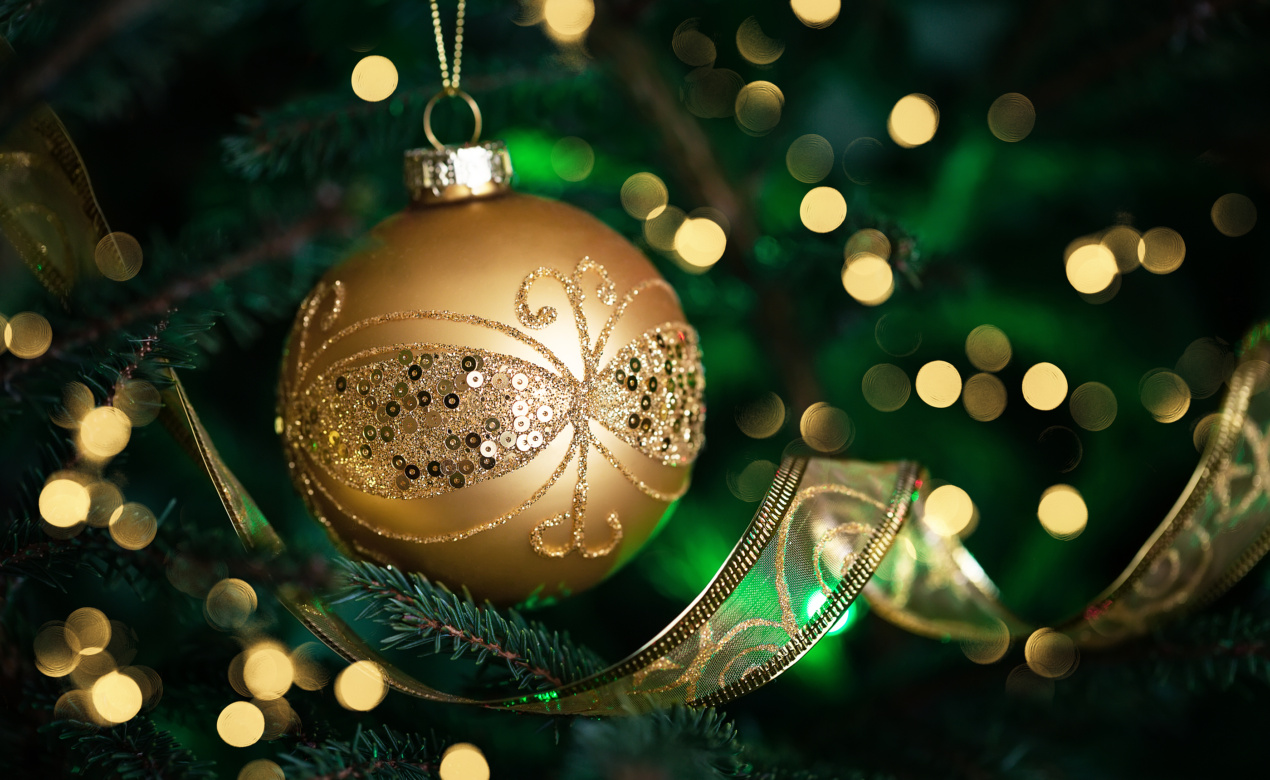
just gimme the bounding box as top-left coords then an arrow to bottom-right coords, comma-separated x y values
589,20 -> 824,412
0,203 -> 351,388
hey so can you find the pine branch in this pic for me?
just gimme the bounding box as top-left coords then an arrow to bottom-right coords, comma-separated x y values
563,706 -> 749,780
336,559 -> 607,691
1146,609 -> 1270,690
282,725 -> 438,780
48,716 -> 218,779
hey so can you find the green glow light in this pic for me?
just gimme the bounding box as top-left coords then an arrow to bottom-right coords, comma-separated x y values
804,592 -> 861,636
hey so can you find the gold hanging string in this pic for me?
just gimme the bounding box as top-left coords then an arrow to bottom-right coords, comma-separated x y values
430,0 -> 466,93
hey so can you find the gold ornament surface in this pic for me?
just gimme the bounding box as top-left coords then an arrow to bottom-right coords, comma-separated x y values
279,193 -> 705,604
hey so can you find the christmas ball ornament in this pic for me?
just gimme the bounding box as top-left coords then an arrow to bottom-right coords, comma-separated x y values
278,131 -> 705,605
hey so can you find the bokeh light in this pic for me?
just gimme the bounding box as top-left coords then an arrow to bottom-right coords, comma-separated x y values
804,592 -> 856,635
915,360 -> 962,408
1037,484 -> 1087,540
672,19 -> 715,66
4,311 -> 53,359
620,173 -> 668,220
734,81 -> 784,136
987,93 -> 1035,142
335,660 -> 387,711
960,619 -> 1010,664
644,205 -> 686,251
735,392 -> 786,439
799,402 -> 853,453
291,643 -> 331,691
114,378 -> 161,426
1069,382 -> 1117,431
1139,368 -> 1190,423
217,701 -> 265,747
841,253 -> 893,305
736,17 -> 783,65
1137,227 -> 1185,274
440,743 -> 491,780
205,578 -> 259,631
67,608 -> 111,655
79,406 -> 132,459
1065,243 -> 1118,294
801,186 -> 847,233
786,134 -> 834,183
874,312 -> 921,356
1022,363 -> 1068,411
924,484 -> 974,536
40,478 -> 90,528
1211,193 -> 1257,237
1192,411 -> 1222,453
683,67 -> 744,119
350,55 -> 397,102
790,0 -> 840,29
842,137 -> 883,185
94,232 -> 144,281
962,372 -> 1007,422
543,0 -> 595,41
845,228 -> 892,261
965,325 -> 1011,372
238,759 -> 286,780
888,94 -> 938,148
1024,628 -> 1078,679
727,459 -> 778,502
53,381 -> 94,428
1100,225 -> 1142,273
243,643 -> 294,701
550,137 -> 594,182
862,363 -> 911,412
91,670 -> 143,724
34,622 -> 82,677
673,217 -> 727,267
1175,337 -> 1233,399
1006,664 -> 1054,701
108,503 -> 157,550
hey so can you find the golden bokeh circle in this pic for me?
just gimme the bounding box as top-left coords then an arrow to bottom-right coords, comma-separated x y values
238,759 -> 286,780
108,502 -> 157,550
1022,363 -> 1068,411
217,701 -> 265,747
350,55 -> 398,102
1192,411 -> 1222,453
671,19 -> 716,67
643,205 -> 686,252
86,480 -> 124,528
1024,628 -> 1078,679
874,312 -> 920,357
94,232 -> 144,281
786,134 -> 835,183
1138,227 -> 1185,274
79,406 -> 132,459
335,660 -> 387,711
1069,382 -> 1117,431
1139,368 -> 1191,423
727,459 -> 778,503
544,0 -> 595,38
1100,225 -> 1142,274
40,478 -> 91,528
4,311 -> 53,359
123,664 -> 163,711
924,484 -> 974,536
962,372 -> 1007,422
67,607 -> 112,655
842,137 -> 884,185
34,622 -> 82,677
684,67 -> 744,119
861,363 -> 911,412
987,93 -> 1035,142
257,695 -> 300,740
960,620 -> 1010,665
841,253 -> 893,305
799,402 -> 853,453
1065,243 -> 1117,294
735,392 -> 786,439
620,173 -> 669,221
736,16 -> 784,65
888,94 -> 939,148
965,325 -> 1011,372
1211,193 -> 1257,237
801,186 -> 847,233
114,378 -> 161,427
790,0 -> 841,29
550,137 -> 594,182
1005,664 -> 1053,701
92,670 -> 143,724
243,644 -> 294,701
845,228 -> 892,261
673,217 -> 727,267
915,360 -> 962,408
53,690 -> 95,724
734,81 -> 784,136
440,743 -> 491,780
1037,484 -> 1087,540
291,643 -> 331,691
1175,337 -> 1233,399
206,578 -> 259,631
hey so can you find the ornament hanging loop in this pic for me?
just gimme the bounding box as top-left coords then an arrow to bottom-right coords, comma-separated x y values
423,87 -> 482,150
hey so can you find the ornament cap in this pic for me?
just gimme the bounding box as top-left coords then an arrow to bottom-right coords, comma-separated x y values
404,141 -> 514,205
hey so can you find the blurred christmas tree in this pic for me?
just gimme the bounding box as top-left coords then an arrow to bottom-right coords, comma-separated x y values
3,0 -> 1270,777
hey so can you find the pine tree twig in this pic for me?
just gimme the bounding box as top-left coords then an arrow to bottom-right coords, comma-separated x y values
564,706 -> 749,779
48,716 -> 217,779
282,725 -> 438,780
337,560 -> 607,691
0,0 -> 160,129
589,19 -> 824,411
0,202 -> 350,387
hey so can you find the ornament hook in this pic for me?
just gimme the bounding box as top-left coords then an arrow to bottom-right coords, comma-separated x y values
423,87 -> 482,150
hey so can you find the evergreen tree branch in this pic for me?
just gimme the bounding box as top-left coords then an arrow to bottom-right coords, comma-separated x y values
48,716 -> 218,779
336,559 -> 607,690
563,706 -> 749,780
282,725 -> 438,780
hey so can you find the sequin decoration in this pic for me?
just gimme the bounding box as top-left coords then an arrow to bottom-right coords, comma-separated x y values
281,256 -> 707,557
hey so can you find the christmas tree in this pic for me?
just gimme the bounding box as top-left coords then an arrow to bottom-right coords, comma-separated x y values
3,0 -> 1269,777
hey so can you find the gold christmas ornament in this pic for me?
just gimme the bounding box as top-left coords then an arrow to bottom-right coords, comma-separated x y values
278,120 -> 704,605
